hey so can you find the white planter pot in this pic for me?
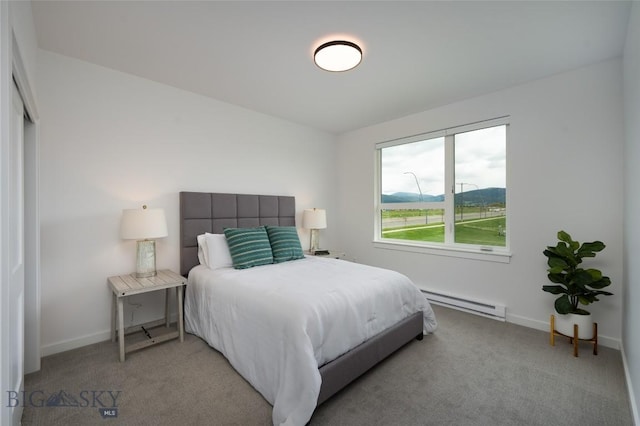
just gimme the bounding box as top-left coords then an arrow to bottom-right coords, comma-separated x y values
554,313 -> 594,340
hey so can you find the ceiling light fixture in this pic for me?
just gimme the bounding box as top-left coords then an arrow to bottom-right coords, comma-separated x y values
314,40 -> 362,72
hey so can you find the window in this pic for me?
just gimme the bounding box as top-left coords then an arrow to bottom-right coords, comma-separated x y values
375,117 -> 508,256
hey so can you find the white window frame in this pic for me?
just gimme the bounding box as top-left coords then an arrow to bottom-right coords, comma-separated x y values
374,117 -> 511,263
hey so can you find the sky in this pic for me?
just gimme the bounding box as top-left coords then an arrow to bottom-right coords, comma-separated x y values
381,125 -> 506,196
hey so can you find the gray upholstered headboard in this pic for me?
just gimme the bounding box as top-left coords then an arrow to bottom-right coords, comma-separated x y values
179,192 -> 296,276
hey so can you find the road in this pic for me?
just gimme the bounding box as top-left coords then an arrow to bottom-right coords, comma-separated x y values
382,210 -> 505,229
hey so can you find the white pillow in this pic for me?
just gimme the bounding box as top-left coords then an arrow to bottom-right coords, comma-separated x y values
197,234 -> 209,267
205,233 -> 233,269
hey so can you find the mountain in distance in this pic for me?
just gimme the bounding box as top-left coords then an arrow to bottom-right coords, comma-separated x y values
383,187 -> 505,206
382,192 -> 444,203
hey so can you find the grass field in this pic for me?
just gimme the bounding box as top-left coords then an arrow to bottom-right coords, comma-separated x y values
380,206 -> 493,219
382,216 -> 506,246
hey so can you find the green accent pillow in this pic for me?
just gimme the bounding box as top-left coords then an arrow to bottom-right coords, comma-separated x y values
266,226 -> 305,263
223,226 -> 274,269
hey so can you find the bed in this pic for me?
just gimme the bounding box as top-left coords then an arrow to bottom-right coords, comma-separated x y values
179,192 -> 437,425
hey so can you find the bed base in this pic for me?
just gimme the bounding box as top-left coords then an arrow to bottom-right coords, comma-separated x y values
317,311 -> 423,405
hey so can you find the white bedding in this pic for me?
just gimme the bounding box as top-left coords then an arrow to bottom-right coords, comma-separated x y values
184,256 -> 437,425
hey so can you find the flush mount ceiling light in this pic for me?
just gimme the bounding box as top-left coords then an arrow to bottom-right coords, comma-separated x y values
314,40 -> 362,72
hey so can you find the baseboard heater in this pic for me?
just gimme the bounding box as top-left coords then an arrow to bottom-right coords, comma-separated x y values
421,290 -> 506,321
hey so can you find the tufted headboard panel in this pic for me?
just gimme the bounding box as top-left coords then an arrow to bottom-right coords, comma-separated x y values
179,192 -> 296,276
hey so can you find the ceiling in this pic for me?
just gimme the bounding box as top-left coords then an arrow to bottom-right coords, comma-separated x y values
31,1 -> 631,134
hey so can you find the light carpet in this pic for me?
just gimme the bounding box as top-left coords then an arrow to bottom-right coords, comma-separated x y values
22,305 -> 633,425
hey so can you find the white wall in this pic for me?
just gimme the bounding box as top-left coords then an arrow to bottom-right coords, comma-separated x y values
336,59 -> 624,347
37,50 -> 338,355
623,2 -> 640,422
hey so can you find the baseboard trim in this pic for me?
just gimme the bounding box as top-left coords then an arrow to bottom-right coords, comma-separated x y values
506,312 -> 620,350
41,313 -> 179,357
42,311 -> 621,357
41,330 -> 111,357
621,342 -> 640,425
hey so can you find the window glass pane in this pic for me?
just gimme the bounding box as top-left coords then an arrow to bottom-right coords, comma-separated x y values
381,209 -> 444,243
380,137 -> 444,203
454,125 -> 506,246
380,137 -> 445,244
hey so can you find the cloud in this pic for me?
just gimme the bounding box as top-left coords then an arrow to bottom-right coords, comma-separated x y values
381,125 -> 505,196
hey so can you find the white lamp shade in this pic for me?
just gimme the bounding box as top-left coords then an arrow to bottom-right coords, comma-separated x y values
302,208 -> 327,230
120,207 -> 168,240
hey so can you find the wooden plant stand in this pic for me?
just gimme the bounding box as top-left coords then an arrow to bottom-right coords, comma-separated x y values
550,314 -> 598,357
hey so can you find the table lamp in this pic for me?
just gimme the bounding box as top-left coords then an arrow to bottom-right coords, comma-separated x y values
120,205 -> 168,278
302,208 -> 327,254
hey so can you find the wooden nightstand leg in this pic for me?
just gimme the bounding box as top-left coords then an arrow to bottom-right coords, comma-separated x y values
111,293 -> 116,342
177,285 -> 184,342
550,314 -> 555,346
165,288 -> 170,328
573,324 -> 579,357
117,297 -> 125,362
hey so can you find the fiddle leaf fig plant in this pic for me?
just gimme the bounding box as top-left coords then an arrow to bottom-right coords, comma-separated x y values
542,230 -> 613,315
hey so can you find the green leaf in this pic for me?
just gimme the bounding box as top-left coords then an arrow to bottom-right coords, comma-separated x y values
554,243 -> 571,257
542,285 -> 567,295
555,295 -> 574,314
578,295 -> 595,305
558,231 -> 580,251
585,269 -> 602,280
547,257 -> 569,271
574,270 -> 595,286
547,273 -> 567,284
577,251 -> 596,259
557,230 -> 572,244
553,243 -> 579,266
579,241 -> 605,254
588,276 -> 611,290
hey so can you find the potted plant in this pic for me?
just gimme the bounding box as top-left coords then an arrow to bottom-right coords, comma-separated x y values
542,230 -> 613,339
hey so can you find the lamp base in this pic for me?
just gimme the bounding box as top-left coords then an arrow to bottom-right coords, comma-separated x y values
135,240 -> 157,278
310,229 -> 321,253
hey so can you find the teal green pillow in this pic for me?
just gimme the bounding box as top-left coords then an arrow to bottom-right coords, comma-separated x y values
266,226 -> 305,263
223,226 -> 274,269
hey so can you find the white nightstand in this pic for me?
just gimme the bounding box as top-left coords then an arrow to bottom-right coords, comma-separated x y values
307,250 -> 347,260
108,269 -> 186,362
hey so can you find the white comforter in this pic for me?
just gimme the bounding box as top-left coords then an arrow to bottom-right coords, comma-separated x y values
184,256 -> 437,426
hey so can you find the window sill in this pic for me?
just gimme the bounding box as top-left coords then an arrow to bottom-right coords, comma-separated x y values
373,240 -> 512,263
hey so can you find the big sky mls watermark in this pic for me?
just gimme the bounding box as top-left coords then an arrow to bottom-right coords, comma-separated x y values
7,389 -> 121,419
